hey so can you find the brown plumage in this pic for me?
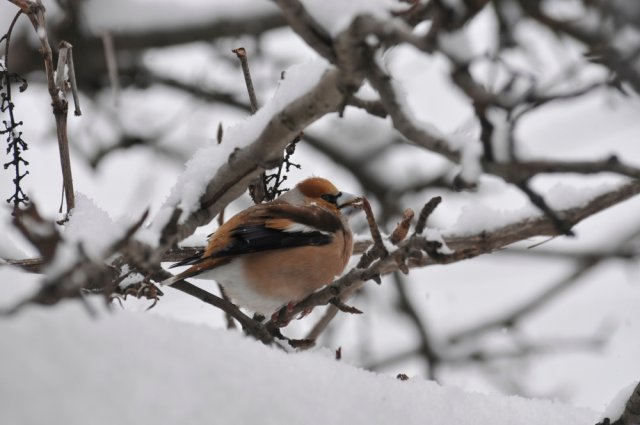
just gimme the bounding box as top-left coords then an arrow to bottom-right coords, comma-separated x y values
162,177 -> 361,315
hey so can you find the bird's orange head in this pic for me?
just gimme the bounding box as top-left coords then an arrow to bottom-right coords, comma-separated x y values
285,177 -> 362,214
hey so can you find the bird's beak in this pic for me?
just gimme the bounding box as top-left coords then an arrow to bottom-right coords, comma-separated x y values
337,192 -> 363,217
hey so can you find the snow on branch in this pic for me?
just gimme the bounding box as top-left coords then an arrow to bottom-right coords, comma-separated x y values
152,60 -> 364,247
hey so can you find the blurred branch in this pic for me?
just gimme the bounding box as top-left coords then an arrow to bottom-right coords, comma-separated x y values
369,331 -> 607,371
364,51 -> 461,163
134,68 -> 251,111
449,222 -> 640,344
392,272 -> 440,379
487,157 -> 640,181
274,0 -> 336,62
345,96 -> 387,118
499,247 -> 639,262
449,257 -> 601,344
517,0 -> 640,93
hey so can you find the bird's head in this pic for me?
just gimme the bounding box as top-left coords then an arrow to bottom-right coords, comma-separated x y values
280,177 -> 363,216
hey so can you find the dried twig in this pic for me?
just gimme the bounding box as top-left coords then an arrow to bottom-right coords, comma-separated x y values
392,272 -> 439,379
232,47 -> 258,114
170,280 -> 272,344
9,0 -> 76,213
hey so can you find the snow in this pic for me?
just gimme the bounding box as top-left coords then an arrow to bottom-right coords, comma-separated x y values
149,58 -> 331,239
387,75 -> 484,183
0,267 -> 40,310
0,301 -> 598,425
438,28 -> 474,64
454,201 -> 526,235
64,193 -> 123,259
118,272 -> 145,289
601,381 -> 638,422
543,181 -> 620,211
425,228 -> 454,255
36,26 -> 46,41
45,193 -> 133,278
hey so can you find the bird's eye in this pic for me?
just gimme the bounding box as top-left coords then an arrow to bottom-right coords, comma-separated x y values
321,193 -> 340,205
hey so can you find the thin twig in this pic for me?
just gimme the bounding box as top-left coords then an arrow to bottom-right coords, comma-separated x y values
233,47 -> 267,204
232,47 -> 258,113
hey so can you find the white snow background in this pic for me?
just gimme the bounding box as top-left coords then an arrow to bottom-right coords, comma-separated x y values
1,0 -> 640,423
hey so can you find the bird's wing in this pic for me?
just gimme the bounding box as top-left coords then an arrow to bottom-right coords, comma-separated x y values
169,203 -> 344,269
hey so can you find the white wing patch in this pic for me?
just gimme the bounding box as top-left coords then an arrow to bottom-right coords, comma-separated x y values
282,222 -> 331,235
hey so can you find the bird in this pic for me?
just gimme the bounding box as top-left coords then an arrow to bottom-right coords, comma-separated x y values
162,177 -> 362,316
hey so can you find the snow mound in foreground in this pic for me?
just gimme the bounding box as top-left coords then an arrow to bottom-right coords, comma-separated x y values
0,302 -> 597,425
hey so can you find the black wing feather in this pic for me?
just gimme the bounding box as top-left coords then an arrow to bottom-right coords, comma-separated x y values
214,225 -> 333,258
169,203 -> 341,268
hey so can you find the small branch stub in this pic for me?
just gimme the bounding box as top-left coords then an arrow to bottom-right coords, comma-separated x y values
232,47 -> 258,114
390,208 -> 415,245
414,196 -> 442,235
233,46 -> 267,204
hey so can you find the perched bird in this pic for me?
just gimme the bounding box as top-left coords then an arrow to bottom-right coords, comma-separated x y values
162,177 -> 362,316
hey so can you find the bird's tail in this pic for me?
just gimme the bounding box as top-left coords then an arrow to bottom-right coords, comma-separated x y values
160,274 -> 185,286
161,257 -> 227,286
161,268 -> 199,286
